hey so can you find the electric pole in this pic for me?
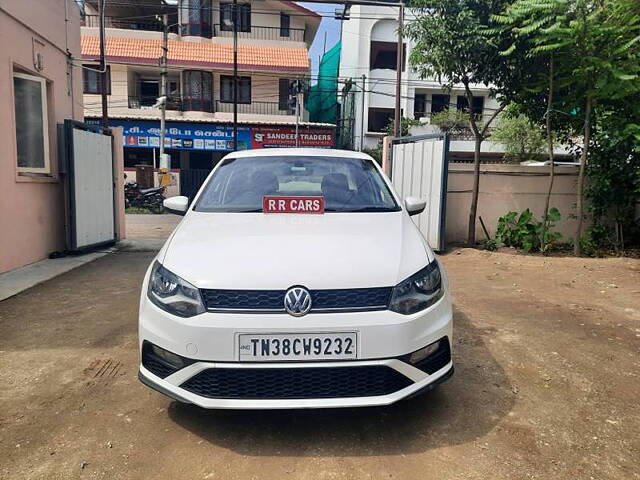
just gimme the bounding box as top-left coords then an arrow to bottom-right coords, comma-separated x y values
393,1 -> 404,138
98,0 -> 108,127
159,13 -> 168,163
232,0 -> 238,151
294,80 -> 300,147
360,74 -> 366,151
159,13 -> 170,186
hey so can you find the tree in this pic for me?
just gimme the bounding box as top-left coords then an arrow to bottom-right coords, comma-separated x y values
495,0 -> 640,254
405,0 -> 527,245
493,0 -> 574,250
584,94 -> 640,252
491,107 -> 546,163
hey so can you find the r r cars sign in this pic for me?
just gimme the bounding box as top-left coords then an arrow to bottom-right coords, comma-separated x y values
262,196 -> 325,214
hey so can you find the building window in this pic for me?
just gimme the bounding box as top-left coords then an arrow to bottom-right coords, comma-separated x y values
279,78 -> 292,110
83,65 -> 111,95
183,70 -> 213,112
219,3 -> 232,30
168,80 -> 179,97
13,71 -> 50,174
368,107 -> 394,133
280,13 -> 290,37
456,95 -> 485,115
220,3 -> 251,32
181,0 -> 212,38
431,94 -> 451,114
220,76 -> 251,103
369,41 -> 405,71
238,4 -> 251,32
414,94 -> 426,119
138,79 -> 159,107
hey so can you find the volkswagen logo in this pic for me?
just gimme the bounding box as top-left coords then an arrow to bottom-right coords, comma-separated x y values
284,286 -> 312,317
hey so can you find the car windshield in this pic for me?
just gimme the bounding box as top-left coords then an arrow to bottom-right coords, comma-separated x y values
194,156 -> 400,213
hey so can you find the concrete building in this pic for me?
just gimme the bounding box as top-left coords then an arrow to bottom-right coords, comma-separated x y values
0,0 -> 84,274
80,0 -> 334,173
339,4 -> 506,161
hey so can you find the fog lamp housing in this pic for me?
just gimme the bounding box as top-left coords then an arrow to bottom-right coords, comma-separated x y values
150,343 -> 189,369
141,341 -> 194,378
408,340 -> 441,364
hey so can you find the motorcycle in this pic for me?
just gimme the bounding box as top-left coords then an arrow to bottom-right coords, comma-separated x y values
125,182 -> 166,214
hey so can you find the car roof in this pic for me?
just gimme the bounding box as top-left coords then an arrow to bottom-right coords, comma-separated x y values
223,148 -> 375,161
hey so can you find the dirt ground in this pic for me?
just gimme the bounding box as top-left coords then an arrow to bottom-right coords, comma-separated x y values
1,243 -> 639,479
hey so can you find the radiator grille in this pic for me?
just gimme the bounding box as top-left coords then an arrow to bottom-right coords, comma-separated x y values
200,287 -> 392,313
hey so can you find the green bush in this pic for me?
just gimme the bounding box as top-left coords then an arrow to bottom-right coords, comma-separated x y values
491,110 -> 547,163
494,208 -> 562,252
362,146 -> 382,164
125,207 -> 155,215
430,109 -> 468,133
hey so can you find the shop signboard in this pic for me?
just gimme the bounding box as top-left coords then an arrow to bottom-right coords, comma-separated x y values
251,127 -> 335,149
87,120 -> 335,152
91,119 -> 251,151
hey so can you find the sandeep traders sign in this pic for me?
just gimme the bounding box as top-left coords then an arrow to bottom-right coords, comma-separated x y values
251,127 -> 334,149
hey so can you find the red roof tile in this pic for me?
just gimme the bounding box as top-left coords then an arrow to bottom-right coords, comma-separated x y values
81,36 -> 309,72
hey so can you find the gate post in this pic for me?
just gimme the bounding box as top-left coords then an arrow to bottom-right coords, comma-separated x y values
382,135 -> 392,175
112,127 -> 126,240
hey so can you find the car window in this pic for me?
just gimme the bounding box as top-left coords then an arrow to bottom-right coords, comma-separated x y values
194,156 -> 400,213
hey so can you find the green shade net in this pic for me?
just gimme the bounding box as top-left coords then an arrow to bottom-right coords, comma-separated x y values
307,41 -> 341,124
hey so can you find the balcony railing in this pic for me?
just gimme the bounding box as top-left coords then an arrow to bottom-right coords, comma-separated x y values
413,110 -> 495,140
212,24 -> 305,42
215,100 -> 294,116
126,95 -> 293,116
82,15 -> 178,33
82,16 -> 304,41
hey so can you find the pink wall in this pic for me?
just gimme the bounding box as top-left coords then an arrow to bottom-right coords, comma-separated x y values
0,0 -> 83,273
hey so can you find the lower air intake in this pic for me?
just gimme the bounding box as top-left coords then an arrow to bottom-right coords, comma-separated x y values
180,365 -> 412,399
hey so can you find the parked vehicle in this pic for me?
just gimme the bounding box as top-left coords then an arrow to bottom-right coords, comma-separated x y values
125,182 -> 165,213
138,148 -> 453,409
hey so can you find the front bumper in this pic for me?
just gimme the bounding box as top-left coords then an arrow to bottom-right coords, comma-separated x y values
139,273 -> 454,409
138,351 -> 453,409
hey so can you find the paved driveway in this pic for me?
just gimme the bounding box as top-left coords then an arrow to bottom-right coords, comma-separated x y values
0,246 -> 638,479
125,213 -> 180,240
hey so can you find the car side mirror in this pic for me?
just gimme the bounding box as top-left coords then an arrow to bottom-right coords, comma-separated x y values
163,196 -> 189,216
405,196 -> 426,216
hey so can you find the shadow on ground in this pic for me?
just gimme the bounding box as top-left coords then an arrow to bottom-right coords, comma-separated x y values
168,308 -> 513,456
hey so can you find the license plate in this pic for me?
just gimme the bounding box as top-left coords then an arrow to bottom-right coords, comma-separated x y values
238,333 -> 357,361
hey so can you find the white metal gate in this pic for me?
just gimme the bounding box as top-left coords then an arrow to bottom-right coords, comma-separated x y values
390,133 -> 449,251
64,120 -> 115,251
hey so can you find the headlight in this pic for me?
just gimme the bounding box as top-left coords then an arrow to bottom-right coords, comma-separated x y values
147,261 -> 205,317
389,262 -> 443,315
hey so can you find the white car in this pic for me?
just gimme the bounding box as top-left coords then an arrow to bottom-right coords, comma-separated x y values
138,148 -> 453,409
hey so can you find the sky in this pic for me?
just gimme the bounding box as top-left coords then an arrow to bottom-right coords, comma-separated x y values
297,3 -> 341,79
